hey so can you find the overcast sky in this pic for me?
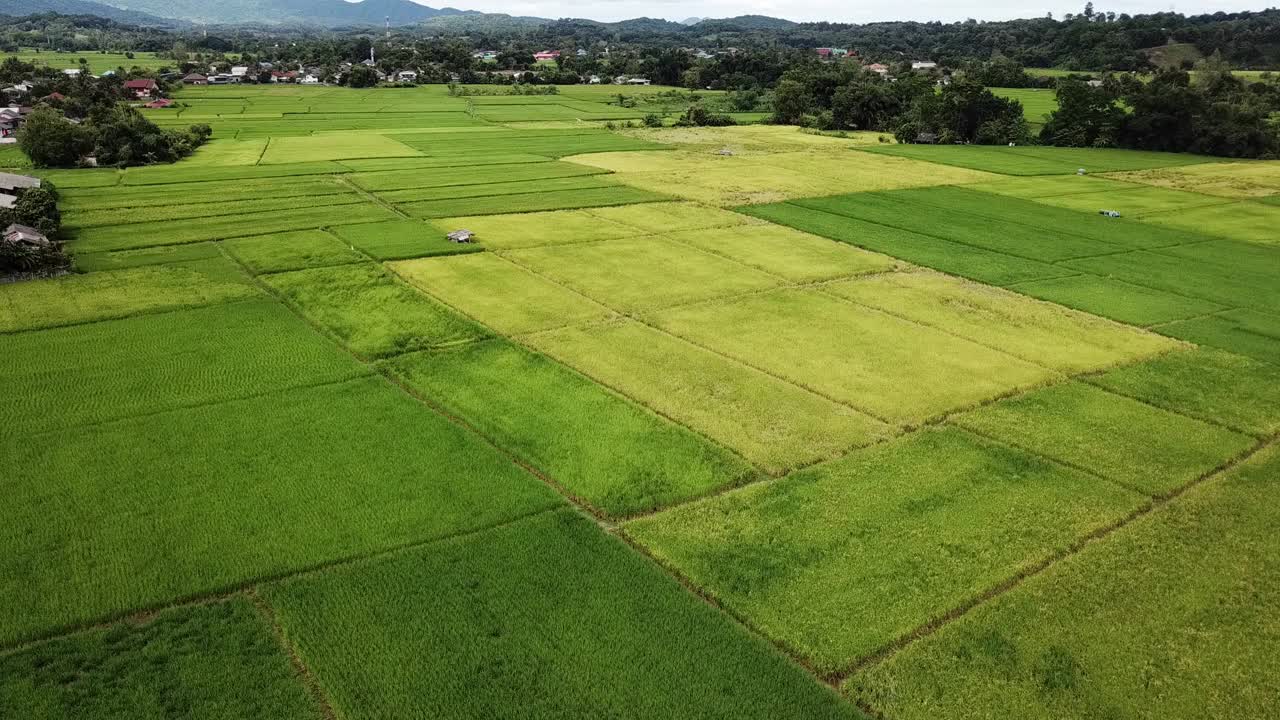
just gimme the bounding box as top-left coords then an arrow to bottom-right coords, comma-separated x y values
413,1 -> 1275,23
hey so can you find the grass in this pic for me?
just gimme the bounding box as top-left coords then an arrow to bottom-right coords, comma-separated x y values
390,253 -> 614,335
989,87 -> 1058,123
382,341 -> 754,516
261,263 -> 487,359
0,300 -> 368,437
650,288 -> 1054,425
346,160 -> 605,193
224,230 -> 367,274
506,236 -> 783,312
1027,184 -> 1235,217
847,442 -> 1280,720
790,192 -> 1123,262
0,257 -> 258,333
262,509 -> 861,720
58,176 -> 354,211
396,186 -> 667,218
63,193 -> 368,230
625,427 -> 1142,673
427,209 -> 644,249
1156,308 -> 1280,364
328,220 -> 484,261
0,376 -> 562,645
663,225 -> 901,283
5,49 -> 164,71
953,381 -> 1253,496
739,202 -> 1069,286
889,185 -> 1212,249
1062,250 -> 1280,315
823,271 -> 1175,372
525,319 -> 892,473
859,145 -> 1214,176
257,134 -> 421,164
73,242 -> 224,272
374,175 -> 620,204
1089,348 -> 1280,436
1137,199 -> 1280,244
70,203 -> 401,253
1009,274 -> 1227,326
0,598 -> 322,720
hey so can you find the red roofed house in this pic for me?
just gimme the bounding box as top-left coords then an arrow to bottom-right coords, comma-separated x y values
144,98 -> 174,109
123,78 -> 159,99
533,51 -> 561,61
42,92 -> 66,102
865,63 -> 890,75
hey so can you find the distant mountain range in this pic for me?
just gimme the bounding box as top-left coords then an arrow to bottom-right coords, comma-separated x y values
77,0 -> 477,26
5,0 -> 803,32
1,0 -> 177,25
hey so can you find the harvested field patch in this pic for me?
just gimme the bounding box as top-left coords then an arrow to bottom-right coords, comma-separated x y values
262,509 -> 860,719
391,253 -> 613,335
0,598 -> 323,720
1009,274 -> 1227,326
384,342 -> 753,515
1090,348 -> 1280,436
566,149 -> 994,206
650,288 -> 1054,424
962,174 -> 1129,198
625,427 -> 1142,673
263,263 -> 486,359
507,236 -> 783,312
525,320 -> 891,473
0,300 -> 367,436
224,230 -> 367,274
1,376 -> 562,645
1157,308 -> 1280,364
824,271 -> 1176,371
847,443 -> 1280,720
740,203 -> 1068,286
427,209 -> 643,249
954,381 -> 1252,496
0,257 -> 258,333
664,225 -> 901,282
328,220 -> 483,261
1103,160 -> 1280,198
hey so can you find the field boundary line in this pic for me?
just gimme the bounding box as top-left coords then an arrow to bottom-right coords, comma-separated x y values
836,432 -> 1276,693
334,175 -> 411,219
254,136 -> 271,166
247,588 -> 338,720
0,508 -> 562,658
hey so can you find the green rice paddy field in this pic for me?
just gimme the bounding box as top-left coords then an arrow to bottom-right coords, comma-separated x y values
2,83 -> 1279,720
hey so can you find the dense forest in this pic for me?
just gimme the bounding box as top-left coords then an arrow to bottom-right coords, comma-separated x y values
5,7 -> 1280,70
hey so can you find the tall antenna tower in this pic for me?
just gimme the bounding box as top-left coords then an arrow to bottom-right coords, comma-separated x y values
386,16 -> 391,38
